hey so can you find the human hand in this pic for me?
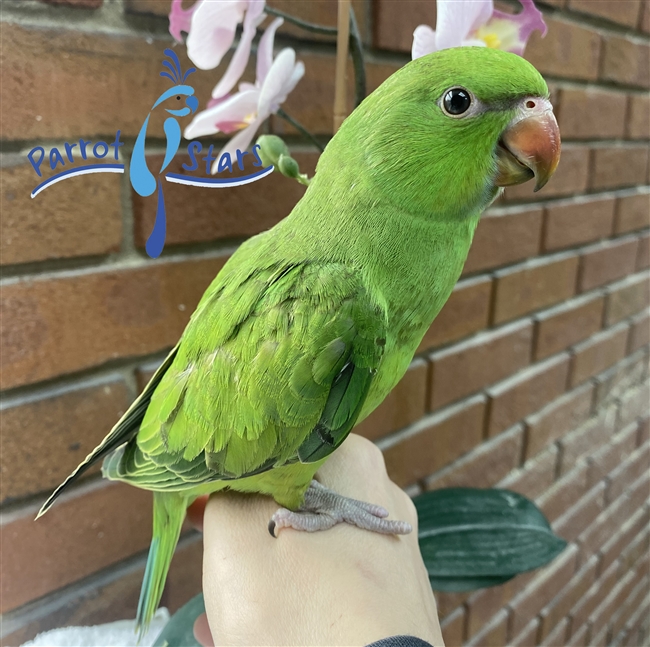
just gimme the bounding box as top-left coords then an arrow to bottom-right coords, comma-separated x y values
190,433 -> 443,647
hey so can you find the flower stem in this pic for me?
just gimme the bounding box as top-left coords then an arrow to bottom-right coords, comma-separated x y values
276,108 -> 325,152
266,6 -> 337,35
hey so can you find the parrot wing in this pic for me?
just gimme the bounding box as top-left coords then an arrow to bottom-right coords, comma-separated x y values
105,259 -> 387,491
36,345 -> 179,517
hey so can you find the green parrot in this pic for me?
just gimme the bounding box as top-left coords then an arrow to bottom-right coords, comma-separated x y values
38,46 -> 560,635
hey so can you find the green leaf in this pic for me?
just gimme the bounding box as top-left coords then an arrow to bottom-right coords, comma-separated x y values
415,487 -> 566,590
152,593 -> 204,647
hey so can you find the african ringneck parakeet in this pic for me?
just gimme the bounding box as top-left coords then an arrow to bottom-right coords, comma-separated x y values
38,47 -> 560,634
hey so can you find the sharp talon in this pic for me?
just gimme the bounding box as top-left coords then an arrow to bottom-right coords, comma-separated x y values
268,519 -> 277,538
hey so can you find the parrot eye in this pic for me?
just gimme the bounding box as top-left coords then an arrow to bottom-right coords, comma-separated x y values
176,96 -> 181,100
442,88 -> 472,117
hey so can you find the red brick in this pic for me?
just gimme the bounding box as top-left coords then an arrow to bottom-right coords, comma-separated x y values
466,572 -> 536,640
595,350 -> 647,406
601,36 -> 650,88
436,591 -> 472,620
637,231 -> 650,270
614,193 -> 650,234
599,506 -> 649,575
590,570 -> 638,637
133,152 -> 317,248
534,294 -> 605,360
0,255 -> 227,390
1,156 -> 122,265
611,576 -> 649,639
544,197 -> 615,252
462,209 -> 542,275
620,526 -> 650,574
382,395 -> 486,487
540,616 -> 569,646
538,462 -> 589,522
0,559 -> 145,647
440,606 -> 465,647
525,383 -> 594,459
493,254 -> 579,324
466,608 -> 508,647
569,559 -> 620,632
579,237 -> 640,292
539,555 -> 598,640
356,359 -> 427,441
525,17 -> 601,81
508,545 -> 579,637
617,381 -> 650,429
503,145 -> 590,201
589,422 -> 648,494
0,24 -> 217,141
417,276 -> 492,352
0,480 -> 152,613
570,324 -> 629,387
637,414 -> 650,445
429,321 -> 533,409
556,88 -> 627,139
566,622 -> 589,646
558,406 -> 617,475
627,94 -> 650,139
509,617 -> 539,647
498,445 -> 559,499
486,354 -> 570,437
569,0 -> 642,26
641,0 -> 650,32
0,377 -> 130,505
590,145 -> 650,191
553,482 -> 606,543
425,424 -> 524,491
374,0 -> 433,52
605,274 -> 650,325
628,308 -> 650,352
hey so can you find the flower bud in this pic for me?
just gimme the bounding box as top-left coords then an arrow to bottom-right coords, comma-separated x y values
278,154 -> 300,179
255,135 -> 290,167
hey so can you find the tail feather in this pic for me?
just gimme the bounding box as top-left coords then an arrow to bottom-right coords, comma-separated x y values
136,492 -> 187,639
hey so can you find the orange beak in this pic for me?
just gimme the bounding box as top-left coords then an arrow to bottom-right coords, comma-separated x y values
495,99 -> 561,192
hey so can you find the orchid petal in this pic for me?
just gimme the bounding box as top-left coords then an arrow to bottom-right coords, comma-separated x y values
435,0 -> 493,50
491,0 -> 547,55
211,7 -> 266,99
184,89 -> 259,139
256,17 -> 284,83
211,117 -> 265,173
169,0 -> 198,43
257,48 -> 297,117
412,24 -> 438,59
187,0 -> 247,70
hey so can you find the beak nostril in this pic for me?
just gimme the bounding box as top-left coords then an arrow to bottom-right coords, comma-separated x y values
526,100 -> 536,109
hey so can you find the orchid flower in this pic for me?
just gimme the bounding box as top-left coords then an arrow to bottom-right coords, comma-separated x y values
184,18 -> 304,173
169,0 -> 266,100
412,0 -> 547,60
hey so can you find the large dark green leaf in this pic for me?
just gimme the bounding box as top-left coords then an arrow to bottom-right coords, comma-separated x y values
415,487 -> 566,591
153,593 -> 204,647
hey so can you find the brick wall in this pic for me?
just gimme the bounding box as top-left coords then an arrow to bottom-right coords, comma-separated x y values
1,0 -> 649,645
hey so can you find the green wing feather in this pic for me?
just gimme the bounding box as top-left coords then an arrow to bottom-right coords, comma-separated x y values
104,258 -> 386,492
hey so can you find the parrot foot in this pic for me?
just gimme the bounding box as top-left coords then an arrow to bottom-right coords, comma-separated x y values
268,480 -> 412,537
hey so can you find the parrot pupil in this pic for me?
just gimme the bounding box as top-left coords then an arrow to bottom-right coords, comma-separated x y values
444,89 -> 471,115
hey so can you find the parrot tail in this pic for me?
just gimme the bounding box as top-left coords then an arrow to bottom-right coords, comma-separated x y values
136,491 -> 187,640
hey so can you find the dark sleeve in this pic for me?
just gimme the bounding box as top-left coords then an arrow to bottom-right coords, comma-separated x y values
366,636 -> 435,647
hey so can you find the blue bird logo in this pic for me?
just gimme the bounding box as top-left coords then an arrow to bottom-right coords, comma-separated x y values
130,49 -> 198,258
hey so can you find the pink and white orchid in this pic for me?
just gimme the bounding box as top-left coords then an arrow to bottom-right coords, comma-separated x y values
169,0 -> 266,100
184,18 -> 304,173
412,0 -> 547,60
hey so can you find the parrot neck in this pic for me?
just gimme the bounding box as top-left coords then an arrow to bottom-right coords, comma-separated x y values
286,171 -> 484,347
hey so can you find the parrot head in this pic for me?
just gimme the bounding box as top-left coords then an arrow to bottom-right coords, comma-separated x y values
153,48 -> 199,116
331,47 -> 561,218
